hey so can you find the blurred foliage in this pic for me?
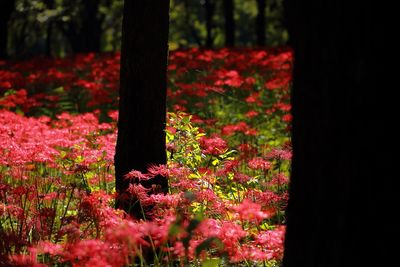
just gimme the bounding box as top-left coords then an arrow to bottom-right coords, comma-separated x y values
6,0 -> 287,58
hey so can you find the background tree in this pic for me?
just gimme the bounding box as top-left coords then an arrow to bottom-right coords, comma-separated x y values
3,0 -> 288,57
0,0 -> 15,59
255,0 -> 266,46
283,1 -> 396,266
114,0 -> 170,219
203,0 -> 216,48
43,0 -> 54,56
223,0 -> 235,47
59,0 -> 103,53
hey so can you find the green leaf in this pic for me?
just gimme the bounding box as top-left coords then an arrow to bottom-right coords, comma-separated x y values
211,158 -> 219,166
201,258 -> 221,267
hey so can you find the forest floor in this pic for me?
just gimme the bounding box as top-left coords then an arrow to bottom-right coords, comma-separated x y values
0,48 -> 292,266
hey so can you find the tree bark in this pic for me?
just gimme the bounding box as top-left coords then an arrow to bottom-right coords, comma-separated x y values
78,0 -> 102,52
61,0 -> 102,53
204,0 -> 215,48
44,0 -> 54,56
223,0 -> 235,47
183,0 -> 203,47
0,0 -> 14,59
283,1 -> 396,267
256,0 -> 266,46
115,0 -> 170,219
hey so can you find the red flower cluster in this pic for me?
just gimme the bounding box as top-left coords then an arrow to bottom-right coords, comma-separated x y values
1,47 -> 293,266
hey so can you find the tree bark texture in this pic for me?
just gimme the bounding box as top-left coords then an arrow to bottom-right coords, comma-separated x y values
0,0 -> 15,59
223,0 -> 235,47
283,1 -> 396,267
256,0 -> 266,46
115,0 -> 170,219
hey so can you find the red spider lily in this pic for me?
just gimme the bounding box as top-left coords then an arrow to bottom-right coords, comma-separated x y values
221,121 -> 256,136
245,189 -> 283,209
248,157 -> 272,171
199,135 -> 228,155
1,48 -> 292,265
266,148 -> 292,161
245,110 -> 259,118
198,219 -> 247,258
147,164 -> 170,178
264,73 -> 291,90
274,102 -> 291,112
255,225 -> 286,260
125,184 -> 151,209
245,92 -> 261,104
268,173 -> 289,187
215,159 -> 239,176
233,173 -> 252,183
282,113 -> 292,122
124,170 -> 151,181
232,199 -> 272,223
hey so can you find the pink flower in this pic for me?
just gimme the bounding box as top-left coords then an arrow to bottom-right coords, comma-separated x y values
248,157 -> 272,171
126,184 -> 150,202
147,164 -> 170,177
266,148 -> 292,160
233,199 -> 272,223
245,92 -> 260,104
199,135 -> 228,155
282,113 -> 292,122
245,110 -> 259,118
255,225 -> 286,260
233,173 -> 252,183
124,169 -> 150,181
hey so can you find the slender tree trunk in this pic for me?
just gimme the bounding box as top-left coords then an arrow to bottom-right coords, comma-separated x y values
204,0 -> 215,48
256,0 -> 266,46
46,24 -> 53,56
0,0 -> 15,59
44,0 -> 54,56
115,0 -> 170,219
283,1 -> 396,267
79,0 -> 101,52
63,0 -> 102,53
183,0 -> 203,47
223,0 -> 235,47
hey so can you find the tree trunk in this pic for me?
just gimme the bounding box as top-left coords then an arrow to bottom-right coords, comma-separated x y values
44,0 -> 54,56
283,1 -> 396,267
63,0 -> 102,53
183,0 -> 203,47
115,0 -> 170,219
223,0 -> 235,47
0,0 -> 14,59
78,0 -> 101,52
256,0 -> 266,46
204,0 -> 215,48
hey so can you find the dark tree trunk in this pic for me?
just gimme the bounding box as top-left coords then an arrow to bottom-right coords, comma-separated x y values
204,0 -> 215,48
46,23 -> 53,56
44,0 -> 54,56
115,0 -> 170,219
0,0 -> 14,59
183,0 -> 203,47
283,1 -> 396,267
77,0 -> 102,52
62,0 -> 102,53
256,0 -> 266,46
223,0 -> 235,47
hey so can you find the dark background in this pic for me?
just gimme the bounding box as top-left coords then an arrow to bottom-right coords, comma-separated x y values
1,0 -> 287,59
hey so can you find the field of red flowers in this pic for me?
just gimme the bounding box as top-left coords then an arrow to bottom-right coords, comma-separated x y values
0,48 -> 292,266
